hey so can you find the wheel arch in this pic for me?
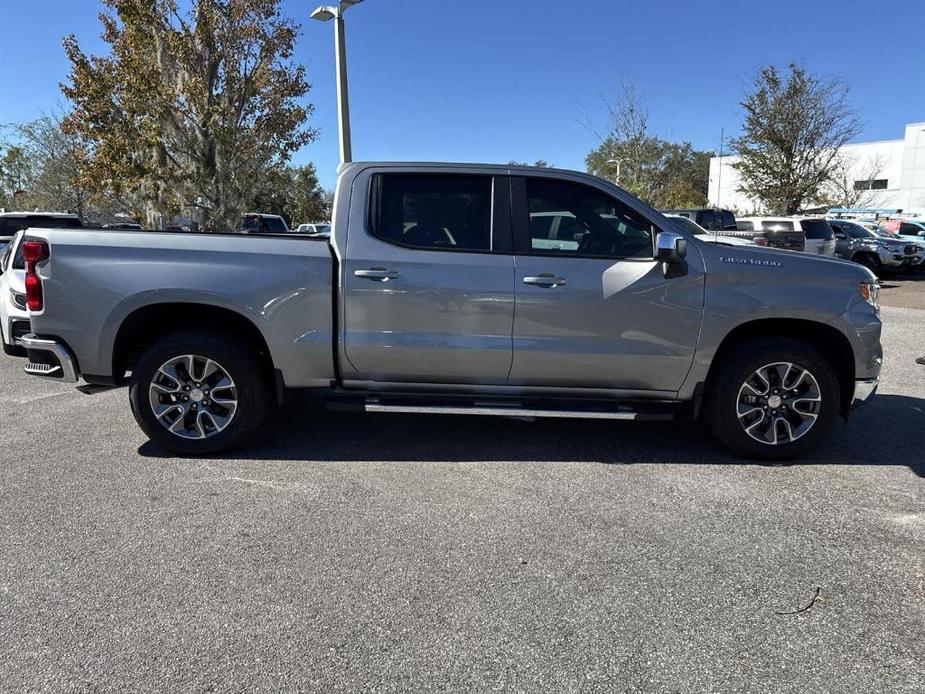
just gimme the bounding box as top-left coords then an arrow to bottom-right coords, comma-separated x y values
704,318 -> 856,415
112,302 -> 275,386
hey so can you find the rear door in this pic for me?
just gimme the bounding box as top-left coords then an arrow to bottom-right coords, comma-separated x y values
508,175 -> 705,392
800,219 -> 836,255
341,169 -> 515,385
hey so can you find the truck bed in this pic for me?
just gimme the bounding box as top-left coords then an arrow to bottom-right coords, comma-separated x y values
25,228 -> 336,388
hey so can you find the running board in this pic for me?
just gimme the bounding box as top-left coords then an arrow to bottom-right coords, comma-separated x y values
363,402 -> 671,421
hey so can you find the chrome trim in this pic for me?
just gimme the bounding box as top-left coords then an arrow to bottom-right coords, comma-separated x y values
852,378 -> 879,406
365,403 -> 637,420
19,333 -> 79,383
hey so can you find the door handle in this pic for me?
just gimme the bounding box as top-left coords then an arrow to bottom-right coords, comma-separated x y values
354,267 -> 400,281
523,273 -> 567,288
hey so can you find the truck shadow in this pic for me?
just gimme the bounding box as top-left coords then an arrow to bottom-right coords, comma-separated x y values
139,393 -> 925,477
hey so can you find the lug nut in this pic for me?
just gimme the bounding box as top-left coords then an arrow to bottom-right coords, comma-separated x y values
182,396 -> 189,402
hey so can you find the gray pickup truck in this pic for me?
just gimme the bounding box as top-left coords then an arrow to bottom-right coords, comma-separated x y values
18,163 -> 882,460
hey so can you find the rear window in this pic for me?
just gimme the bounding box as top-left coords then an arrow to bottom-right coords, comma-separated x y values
697,210 -> 716,229
0,215 -> 82,237
761,221 -> 794,232
801,220 -> 834,240
736,221 -> 755,231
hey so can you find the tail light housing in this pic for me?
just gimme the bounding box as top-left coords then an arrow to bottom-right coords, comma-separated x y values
22,240 -> 50,312
754,236 -> 769,247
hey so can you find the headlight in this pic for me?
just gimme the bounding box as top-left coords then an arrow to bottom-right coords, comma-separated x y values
9,289 -> 26,311
859,281 -> 880,310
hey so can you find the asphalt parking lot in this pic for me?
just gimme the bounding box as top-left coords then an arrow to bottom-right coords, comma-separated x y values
1,306 -> 923,693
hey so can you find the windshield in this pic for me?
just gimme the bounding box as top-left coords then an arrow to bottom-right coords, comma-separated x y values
668,216 -> 707,236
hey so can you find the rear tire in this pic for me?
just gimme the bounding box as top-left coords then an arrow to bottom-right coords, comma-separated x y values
129,330 -> 271,456
704,338 -> 840,461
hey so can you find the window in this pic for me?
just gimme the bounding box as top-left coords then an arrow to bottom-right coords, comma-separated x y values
670,216 -> 707,236
854,179 -> 889,191
720,211 -> 736,230
832,221 -> 868,239
524,178 -> 653,258
800,220 -> 834,240
697,210 -> 716,229
736,220 -> 755,231
900,223 -> 925,236
761,221 -> 794,231
265,217 -> 287,233
374,174 -> 493,252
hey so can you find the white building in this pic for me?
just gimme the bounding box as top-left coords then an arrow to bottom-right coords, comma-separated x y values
708,122 -> 925,215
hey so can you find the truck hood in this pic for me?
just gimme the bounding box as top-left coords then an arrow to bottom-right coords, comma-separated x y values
705,244 -> 876,282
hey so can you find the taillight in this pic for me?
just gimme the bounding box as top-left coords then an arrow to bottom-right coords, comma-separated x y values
754,236 -> 769,247
22,240 -> 50,312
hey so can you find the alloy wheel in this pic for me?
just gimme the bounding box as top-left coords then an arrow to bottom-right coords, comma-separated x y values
736,362 -> 822,446
148,354 -> 238,440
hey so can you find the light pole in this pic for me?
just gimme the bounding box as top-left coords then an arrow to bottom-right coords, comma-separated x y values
310,0 -> 366,164
606,158 -> 622,184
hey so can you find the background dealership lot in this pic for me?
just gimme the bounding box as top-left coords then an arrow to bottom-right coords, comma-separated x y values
1,284 -> 922,691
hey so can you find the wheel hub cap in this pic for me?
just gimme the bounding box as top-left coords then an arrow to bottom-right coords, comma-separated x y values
148,355 -> 238,440
736,362 -> 822,446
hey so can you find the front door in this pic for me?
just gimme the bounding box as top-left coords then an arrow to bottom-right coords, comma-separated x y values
508,175 -> 705,393
341,170 -> 515,385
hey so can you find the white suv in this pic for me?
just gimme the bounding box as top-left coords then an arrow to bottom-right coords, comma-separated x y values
0,213 -> 83,356
736,217 -> 837,256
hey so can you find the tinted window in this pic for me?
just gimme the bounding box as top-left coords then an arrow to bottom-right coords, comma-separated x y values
720,211 -> 736,230
801,220 -> 834,240
266,217 -> 288,233
736,220 -> 755,231
761,221 -> 794,231
698,210 -> 716,229
669,216 -> 706,236
835,221 -> 869,239
375,174 -> 492,251
900,223 -> 924,236
27,215 -> 82,229
525,178 -> 653,258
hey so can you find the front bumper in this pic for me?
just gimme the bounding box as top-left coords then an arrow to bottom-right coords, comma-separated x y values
851,378 -> 879,407
20,333 -> 79,383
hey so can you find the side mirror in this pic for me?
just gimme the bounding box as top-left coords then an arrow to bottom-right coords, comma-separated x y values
656,231 -> 688,278
656,231 -> 687,264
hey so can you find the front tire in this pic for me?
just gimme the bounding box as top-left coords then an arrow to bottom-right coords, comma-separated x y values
705,338 -> 840,461
129,330 -> 271,456
853,253 -> 882,277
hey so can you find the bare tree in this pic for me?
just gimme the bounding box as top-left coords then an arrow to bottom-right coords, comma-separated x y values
823,152 -> 887,209
731,64 -> 861,214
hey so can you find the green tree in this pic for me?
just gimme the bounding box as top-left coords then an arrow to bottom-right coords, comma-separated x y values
507,160 -> 553,168
731,63 -> 860,214
585,83 -> 710,208
17,114 -> 96,218
62,0 -> 315,230
249,163 -> 328,226
0,145 -> 35,210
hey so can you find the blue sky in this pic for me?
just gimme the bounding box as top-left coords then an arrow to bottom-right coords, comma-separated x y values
2,0 -> 924,188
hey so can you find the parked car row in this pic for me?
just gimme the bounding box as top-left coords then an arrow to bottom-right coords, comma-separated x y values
661,207 -> 925,276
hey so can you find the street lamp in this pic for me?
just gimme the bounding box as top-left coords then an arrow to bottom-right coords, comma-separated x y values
606,158 -> 622,184
311,0 -> 366,164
